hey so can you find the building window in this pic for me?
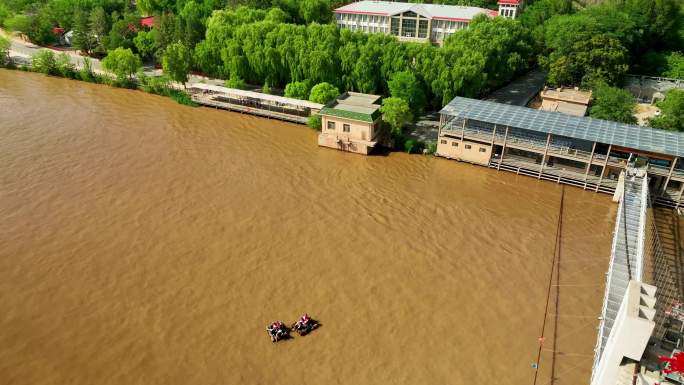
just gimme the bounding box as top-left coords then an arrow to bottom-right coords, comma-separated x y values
343,124 -> 350,132
390,18 -> 400,36
440,139 -> 447,144
452,142 -> 458,147
418,19 -> 428,38
465,144 -> 472,149
327,121 -> 336,130
479,147 -> 486,152
402,18 -> 416,37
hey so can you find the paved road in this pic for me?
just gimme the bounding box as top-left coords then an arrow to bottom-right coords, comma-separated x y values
3,31 -> 104,72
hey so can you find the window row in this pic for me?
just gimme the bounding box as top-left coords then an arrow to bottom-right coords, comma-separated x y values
341,24 -> 389,33
336,14 -> 389,23
440,140 -> 488,152
327,121 -> 351,132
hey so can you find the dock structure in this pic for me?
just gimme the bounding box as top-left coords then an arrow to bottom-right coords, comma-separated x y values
590,170 -> 684,385
437,96 -> 684,208
189,83 -> 324,124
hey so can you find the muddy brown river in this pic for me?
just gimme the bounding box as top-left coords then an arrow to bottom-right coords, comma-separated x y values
0,70 -> 616,385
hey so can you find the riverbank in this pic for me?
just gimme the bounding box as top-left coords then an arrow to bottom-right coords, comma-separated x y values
0,70 -> 616,385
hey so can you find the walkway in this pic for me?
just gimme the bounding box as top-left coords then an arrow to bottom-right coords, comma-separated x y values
484,68 -> 548,106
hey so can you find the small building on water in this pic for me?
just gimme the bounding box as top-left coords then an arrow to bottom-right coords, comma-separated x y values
436,96 -> 684,207
318,92 -> 383,155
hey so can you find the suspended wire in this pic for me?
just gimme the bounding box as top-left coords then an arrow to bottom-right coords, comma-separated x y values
533,186 -> 564,385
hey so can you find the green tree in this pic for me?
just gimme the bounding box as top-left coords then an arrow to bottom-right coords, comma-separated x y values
298,0 -> 331,24
162,41 -> 192,87
32,50 -> 57,75
4,13 -> 54,45
72,10 -> 96,55
89,7 -> 108,54
650,89 -> 684,131
0,3 -> 11,27
102,47 -> 142,82
4,15 -> 32,36
134,30 -> 157,60
0,35 -> 10,66
388,71 -> 426,114
588,84 -> 637,124
663,51 -> 684,79
153,12 -> 178,56
284,80 -> 310,99
380,97 -> 412,136
103,14 -> 139,51
309,82 -> 339,104
179,1 -> 205,48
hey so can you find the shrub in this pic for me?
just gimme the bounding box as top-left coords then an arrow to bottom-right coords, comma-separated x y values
307,114 -> 322,130
32,50 -> 57,75
425,142 -> 437,155
225,75 -> 246,89
284,80 -> 311,100
309,82 -> 339,104
403,138 -> 425,154
78,57 -> 95,82
56,53 -> 76,79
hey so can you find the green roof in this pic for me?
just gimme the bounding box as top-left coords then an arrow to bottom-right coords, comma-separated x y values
319,106 -> 380,123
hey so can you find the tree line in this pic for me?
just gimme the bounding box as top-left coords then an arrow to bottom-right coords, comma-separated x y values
1,0 -> 683,131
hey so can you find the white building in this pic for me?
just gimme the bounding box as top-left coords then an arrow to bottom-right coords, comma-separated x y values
497,0 -> 522,18
334,0 -> 522,45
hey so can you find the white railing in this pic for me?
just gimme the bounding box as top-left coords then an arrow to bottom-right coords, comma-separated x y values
591,185 -> 626,382
635,175 -> 649,282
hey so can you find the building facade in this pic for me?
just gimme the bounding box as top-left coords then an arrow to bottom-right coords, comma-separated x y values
437,96 -> 684,208
497,0 -> 522,18
318,92 -> 383,155
334,1 -> 519,45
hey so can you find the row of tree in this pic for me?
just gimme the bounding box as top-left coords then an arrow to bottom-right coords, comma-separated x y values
3,0 -> 683,131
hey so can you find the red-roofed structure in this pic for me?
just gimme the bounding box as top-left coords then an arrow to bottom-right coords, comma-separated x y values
140,16 -> 155,28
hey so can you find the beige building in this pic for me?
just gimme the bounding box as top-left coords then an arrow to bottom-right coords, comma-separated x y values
540,86 -> 592,117
318,92 -> 383,155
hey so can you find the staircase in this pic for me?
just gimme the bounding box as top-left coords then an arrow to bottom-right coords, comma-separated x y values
594,173 -> 647,374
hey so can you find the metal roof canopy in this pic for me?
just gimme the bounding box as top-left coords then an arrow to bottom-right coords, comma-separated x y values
190,83 -> 324,110
441,97 -> 682,158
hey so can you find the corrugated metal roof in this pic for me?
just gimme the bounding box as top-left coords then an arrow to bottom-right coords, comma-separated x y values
441,97 -> 684,158
334,1 -> 490,21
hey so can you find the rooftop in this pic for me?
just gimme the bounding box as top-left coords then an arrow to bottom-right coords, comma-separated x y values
334,1 -> 490,21
320,92 -> 382,123
441,97 -> 684,158
541,87 -> 593,105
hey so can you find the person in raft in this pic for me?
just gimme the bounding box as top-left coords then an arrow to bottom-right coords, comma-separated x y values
267,321 -> 287,342
292,313 -> 318,336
